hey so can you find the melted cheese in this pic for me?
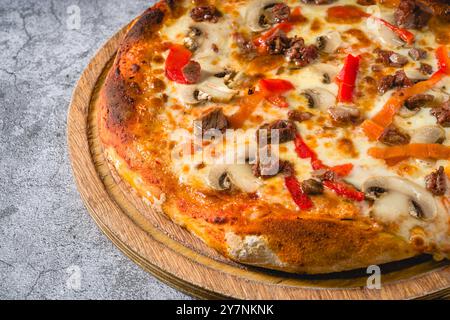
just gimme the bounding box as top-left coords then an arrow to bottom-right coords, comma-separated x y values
148,0 -> 450,256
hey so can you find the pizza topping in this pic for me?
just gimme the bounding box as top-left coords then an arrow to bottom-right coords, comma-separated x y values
362,46 -> 449,141
323,180 -> 365,201
419,63 -> 433,75
253,22 -> 293,53
261,3 -> 291,26
409,47 -> 428,61
259,78 -> 295,107
207,164 -> 261,193
328,105 -> 361,124
252,147 -> 294,178
301,179 -> 324,195
257,120 -> 297,144
285,37 -> 319,67
181,60 -> 201,84
368,144 -> 450,161
375,49 -> 409,68
233,33 -> 257,59
301,88 -> 336,110
431,100 -> 450,127
362,176 -> 437,220
165,44 -> 194,84
336,54 -> 360,103
302,0 -> 337,5
284,175 -> 314,210
405,93 -> 434,110
190,5 -> 222,23
379,125 -> 411,146
356,0 -> 375,5
183,26 -> 203,51
316,31 -> 342,54
411,125 -> 446,144
378,70 -> 414,95
245,0 -> 290,32
288,110 -> 313,122
194,108 -> 229,134
265,29 -> 292,55
425,166 -> 447,196
394,0 -> 431,30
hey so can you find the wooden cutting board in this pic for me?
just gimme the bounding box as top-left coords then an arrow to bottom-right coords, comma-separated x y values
67,25 -> 450,300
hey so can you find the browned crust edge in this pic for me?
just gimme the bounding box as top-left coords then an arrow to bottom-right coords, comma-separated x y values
97,0 -> 420,274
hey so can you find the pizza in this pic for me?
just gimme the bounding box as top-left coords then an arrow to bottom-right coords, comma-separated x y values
98,0 -> 450,274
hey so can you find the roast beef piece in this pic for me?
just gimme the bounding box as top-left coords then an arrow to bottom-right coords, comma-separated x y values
378,70 -> 414,94
265,30 -> 291,55
328,106 -> 361,124
393,70 -> 414,87
288,110 -> 313,122
375,49 -> 409,67
431,100 -> 450,127
182,61 -> 201,84
404,94 -> 434,110
257,120 -> 297,144
285,37 -> 319,67
394,0 -> 431,29
190,6 -> 222,23
233,33 -> 257,59
195,108 -> 229,134
378,75 -> 395,94
425,166 -> 447,196
416,0 -> 450,22
301,179 -> 324,195
418,62 -> 433,75
253,156 -> 294,178
301,0 -> 337,4
261,3 -> 291,26
313,169 -> 338,182
408,47 -> 428,60
379,125 -> 411,146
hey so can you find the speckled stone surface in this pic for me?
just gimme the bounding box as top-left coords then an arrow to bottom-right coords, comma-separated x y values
0,0 -> 189,300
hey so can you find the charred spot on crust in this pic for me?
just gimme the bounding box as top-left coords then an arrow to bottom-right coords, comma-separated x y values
104,66 -> 136,128
124,7 -> 165,44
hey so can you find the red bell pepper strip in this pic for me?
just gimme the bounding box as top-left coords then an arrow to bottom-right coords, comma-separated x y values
327,6 -> 415,44
330,163 -> 354,177
436,45 -> 450,74
259,78 -> 295,94
336,54 -> 361,103
165,44 -> 193,84
362,46 -> 450,141
323,180 -> 365,202
259,78 -> 295,108
253,22 -> 293,53
284,175 -> 314,210
373,17 -> 415,45
294,134 -> 354,175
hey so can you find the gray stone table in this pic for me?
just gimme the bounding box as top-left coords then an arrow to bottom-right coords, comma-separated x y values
0,0 -> 189,299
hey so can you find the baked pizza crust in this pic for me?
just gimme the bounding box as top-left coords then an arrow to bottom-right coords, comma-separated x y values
98,0 -> 449,274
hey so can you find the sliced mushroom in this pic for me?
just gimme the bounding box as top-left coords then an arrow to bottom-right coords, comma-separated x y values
176,76 -> 237,104
197,76 -> 238,102
183,26 -> 203,51
310,63 -> 340,84
300,88 -> 336,111
207,164 -> 261,193
362,176 -> 438,221
365,7 -> 404,48
411,125 -> 446,144
316,31 -> 342,54
244,0 -> 282,32
398,105 -> 420,118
